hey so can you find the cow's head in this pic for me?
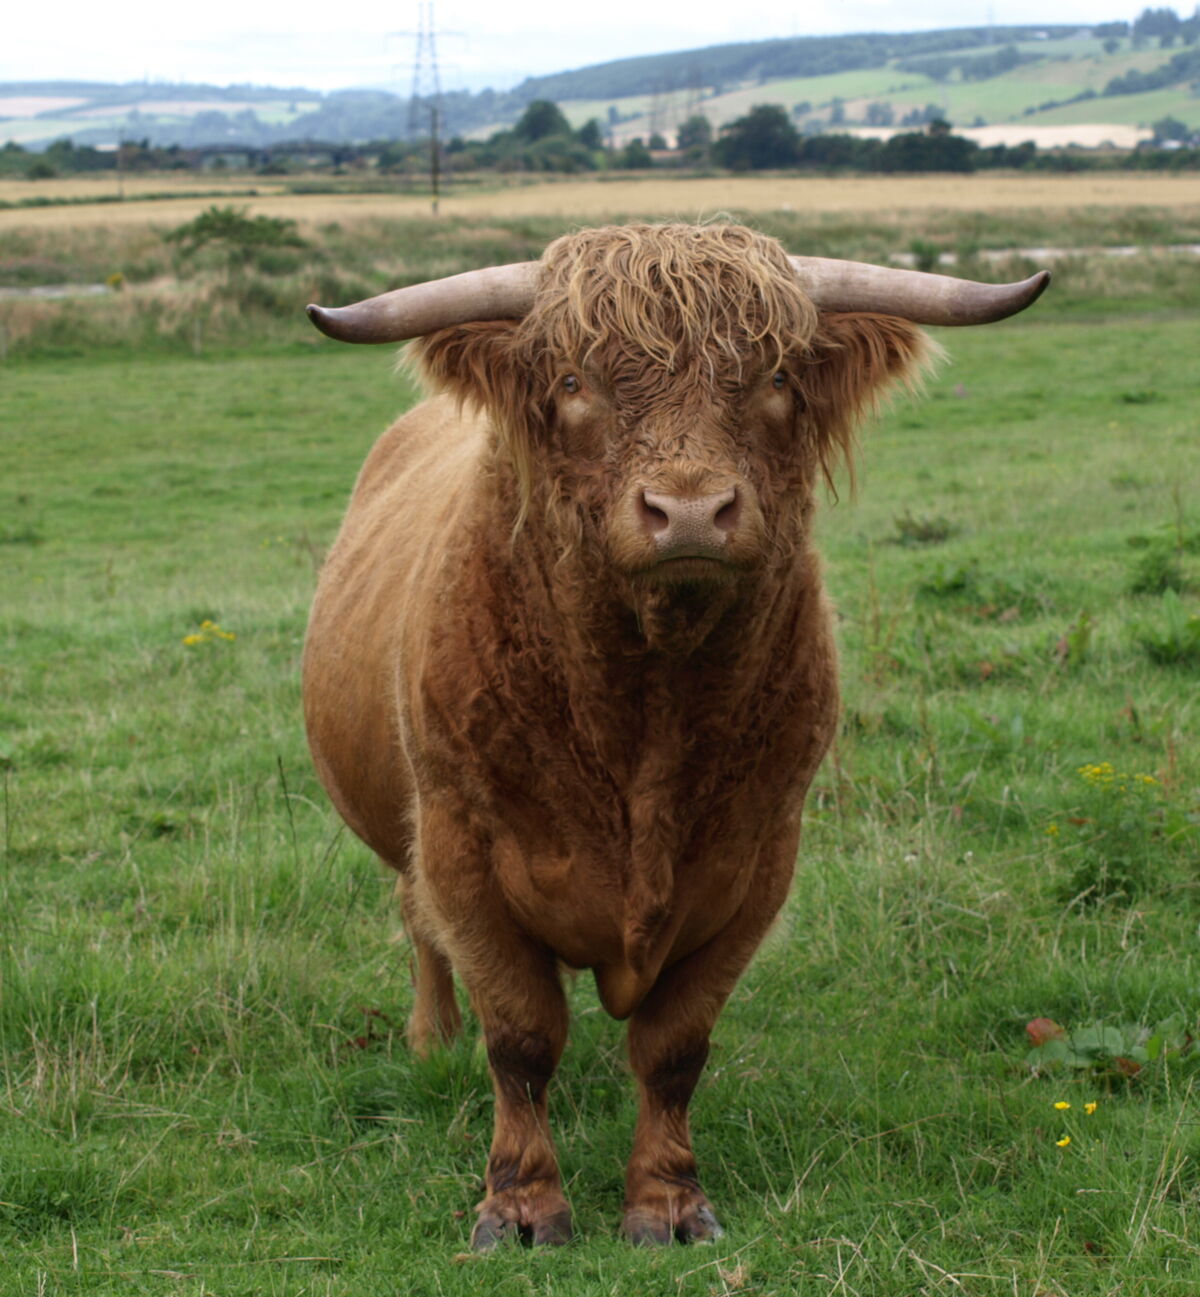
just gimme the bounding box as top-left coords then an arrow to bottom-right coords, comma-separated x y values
309,224 -> 1047,643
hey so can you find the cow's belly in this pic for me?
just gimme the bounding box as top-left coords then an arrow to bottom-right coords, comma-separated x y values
492,825 -> 765,1001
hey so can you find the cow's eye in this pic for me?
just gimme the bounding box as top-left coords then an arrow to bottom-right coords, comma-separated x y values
563,375 -> 581,395
772,371 -> 787,390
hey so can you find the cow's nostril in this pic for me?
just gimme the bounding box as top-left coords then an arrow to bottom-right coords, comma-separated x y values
713,488 -> 740,534
638,492 -> 671,534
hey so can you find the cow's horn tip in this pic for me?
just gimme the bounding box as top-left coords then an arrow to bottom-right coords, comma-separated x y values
1026,269 -> 1052,304
306,303 -> 334,335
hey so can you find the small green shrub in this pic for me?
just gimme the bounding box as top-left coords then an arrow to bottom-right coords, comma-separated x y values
1126,520 -> 1198,594
891,510 -> 957,546
1134,589 -> 1200,666
166,205 -> 308,271
909,238 -> 941,272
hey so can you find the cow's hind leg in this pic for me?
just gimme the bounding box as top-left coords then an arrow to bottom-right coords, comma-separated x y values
622,850 -> 794,1244
415,800 -> 572,1250
396,878 -> 462,1056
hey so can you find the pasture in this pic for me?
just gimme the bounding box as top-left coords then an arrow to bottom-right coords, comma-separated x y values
3,171 -> 1200,234
1,182 -> 1199,1294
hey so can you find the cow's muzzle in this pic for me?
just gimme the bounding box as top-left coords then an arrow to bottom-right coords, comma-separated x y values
638,487 -> 741,563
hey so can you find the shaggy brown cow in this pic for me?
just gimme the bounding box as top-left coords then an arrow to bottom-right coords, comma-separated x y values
302,223 -> 1047,1249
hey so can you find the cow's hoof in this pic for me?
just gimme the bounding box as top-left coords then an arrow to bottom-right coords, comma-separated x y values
622,1196 -> 724,1245
471,1188 -> 572,1251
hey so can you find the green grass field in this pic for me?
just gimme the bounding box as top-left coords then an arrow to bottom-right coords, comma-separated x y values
2,220 -> 1199,1294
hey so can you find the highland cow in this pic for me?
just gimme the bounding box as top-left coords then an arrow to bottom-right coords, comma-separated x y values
302,223 -> 1047,1248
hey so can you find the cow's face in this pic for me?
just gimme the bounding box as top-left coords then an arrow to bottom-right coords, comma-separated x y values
414,226 -> 930,639
543,352 -> 797,591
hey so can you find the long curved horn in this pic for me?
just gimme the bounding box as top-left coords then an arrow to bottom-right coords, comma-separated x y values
306,256 -> 1049,343
790,256 -> 1050,326
307,262 -> 541,343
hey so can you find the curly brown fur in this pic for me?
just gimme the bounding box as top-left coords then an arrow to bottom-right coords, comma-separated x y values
303,221 -> 934,1249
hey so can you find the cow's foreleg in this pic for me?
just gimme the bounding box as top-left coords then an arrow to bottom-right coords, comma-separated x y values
622,839 -> 796,1244
415,798 -> 572,1250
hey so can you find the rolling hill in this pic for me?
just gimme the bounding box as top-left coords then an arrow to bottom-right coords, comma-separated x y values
2,21 -> 1199,153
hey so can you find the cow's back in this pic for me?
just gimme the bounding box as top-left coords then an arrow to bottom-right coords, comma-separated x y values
302,393 -> 489,867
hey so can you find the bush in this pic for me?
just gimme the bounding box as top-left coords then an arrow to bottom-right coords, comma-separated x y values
165,206 -> 308,272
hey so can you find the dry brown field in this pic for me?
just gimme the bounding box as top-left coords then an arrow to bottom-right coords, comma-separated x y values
0,172 -> 291,204
3,171 -> 1200,233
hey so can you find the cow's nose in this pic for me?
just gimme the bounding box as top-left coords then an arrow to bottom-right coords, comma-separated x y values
639,488 -> 741,557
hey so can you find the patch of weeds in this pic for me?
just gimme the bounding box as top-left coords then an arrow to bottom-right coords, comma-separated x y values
1134,589 -> 1200,666
1052,610 -> 1095,670
1047,761 -> 1190,905
0,523 -> 44,546
955,704 -> 1028,757
121,811 -> 191,840
917,561 -> 1050,618
1118,389 -> 1161,405
1126,521 -> 1199,595
891,510 -> 957,547
1025,1014 -> 1195,1081
1129,544 -> 1186,595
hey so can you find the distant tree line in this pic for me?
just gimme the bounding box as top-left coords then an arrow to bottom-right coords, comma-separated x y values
895,43 -> 1033,83
5,97 -> 1199,185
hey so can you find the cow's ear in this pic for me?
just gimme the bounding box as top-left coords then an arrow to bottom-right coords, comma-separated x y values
799,312 -> 939,490
408,320 -> 546,520
407,320 -> 528,412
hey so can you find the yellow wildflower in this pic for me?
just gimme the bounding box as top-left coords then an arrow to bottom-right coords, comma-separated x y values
1056,1135 -> 1071,1148
1046,823 -> 1060,837
1054,1101 -> 1071,1110
1084,1101 -> 1098,1115
182,620 -> 236,646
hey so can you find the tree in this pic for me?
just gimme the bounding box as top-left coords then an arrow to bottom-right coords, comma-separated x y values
577,118 -> 603,150
879,129 -> 977,173
1133,6 -> 1182,42
513,99 -> 572,143
713,105 -> 799,171
620,138 -> 653,169
1152,114 -> 1189,140
676,114 -> 713,162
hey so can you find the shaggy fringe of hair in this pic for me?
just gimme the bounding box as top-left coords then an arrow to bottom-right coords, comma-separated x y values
523,223 -> 820,380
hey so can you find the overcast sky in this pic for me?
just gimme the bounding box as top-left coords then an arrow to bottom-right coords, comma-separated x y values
8,1 -> 1131,94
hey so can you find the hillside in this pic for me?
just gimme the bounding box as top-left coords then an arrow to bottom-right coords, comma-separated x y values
3,20 -> 1200,153
556,32 -> 1200,147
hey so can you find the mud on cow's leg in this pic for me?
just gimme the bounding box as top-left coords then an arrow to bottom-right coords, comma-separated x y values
415,797 -> 572,1250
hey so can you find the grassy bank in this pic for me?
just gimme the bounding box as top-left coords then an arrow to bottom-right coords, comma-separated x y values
3,193 -> 1200,361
